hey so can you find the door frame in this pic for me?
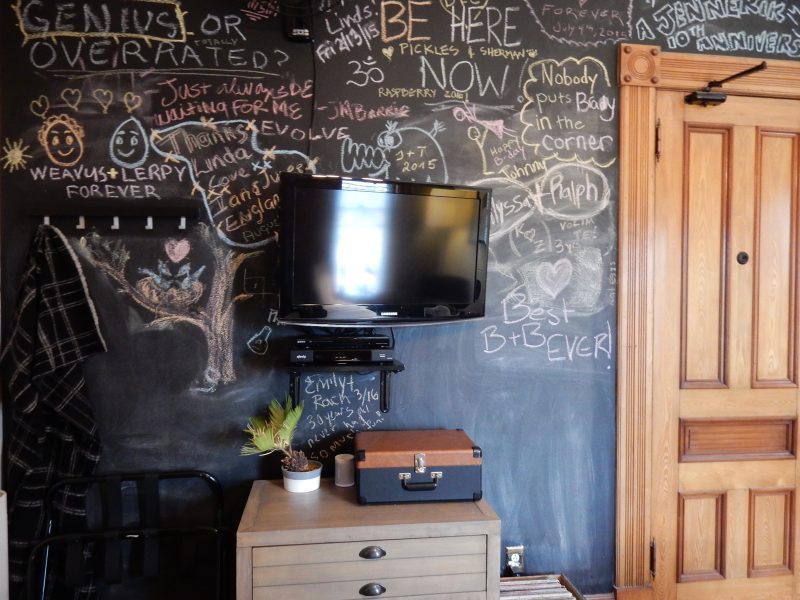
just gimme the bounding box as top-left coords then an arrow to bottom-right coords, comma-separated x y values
616,44 -> 800,600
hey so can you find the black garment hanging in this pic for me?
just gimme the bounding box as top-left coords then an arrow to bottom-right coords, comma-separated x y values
2,224 -> 106,600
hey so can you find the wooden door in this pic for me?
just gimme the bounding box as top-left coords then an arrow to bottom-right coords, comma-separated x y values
651,93 -> 800,600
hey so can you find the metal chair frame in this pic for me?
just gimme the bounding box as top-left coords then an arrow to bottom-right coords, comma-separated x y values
31,470 -> 225,600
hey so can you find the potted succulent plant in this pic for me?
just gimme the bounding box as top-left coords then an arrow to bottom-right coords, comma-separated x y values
241,395 -> 322,493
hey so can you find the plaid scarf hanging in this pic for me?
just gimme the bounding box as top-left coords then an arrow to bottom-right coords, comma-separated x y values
2,225 -> 106,599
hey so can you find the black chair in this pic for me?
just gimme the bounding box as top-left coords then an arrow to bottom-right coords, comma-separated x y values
28,470 -> 225,600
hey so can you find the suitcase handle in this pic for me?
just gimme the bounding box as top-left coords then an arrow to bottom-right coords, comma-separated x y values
399,471 -> 442,492
401,479 -> 437,492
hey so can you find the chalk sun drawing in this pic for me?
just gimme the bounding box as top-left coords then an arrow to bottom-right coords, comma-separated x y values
2,138 -> 31,172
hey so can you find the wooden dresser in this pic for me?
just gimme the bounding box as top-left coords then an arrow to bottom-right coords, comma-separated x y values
236,479 -> 500,599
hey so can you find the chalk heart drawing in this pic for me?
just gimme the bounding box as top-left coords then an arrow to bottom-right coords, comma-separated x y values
124,92 -> 143,113
30,95 -> 49,118
382,47 -> 394,60
536,258 -> 573,298
165,239 -> 191,263
60,88 -> 82,111
92,89 -> 114,113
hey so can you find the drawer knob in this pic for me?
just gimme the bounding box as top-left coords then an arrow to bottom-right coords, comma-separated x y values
359,545 -> 387,559
359,582 -> 386,596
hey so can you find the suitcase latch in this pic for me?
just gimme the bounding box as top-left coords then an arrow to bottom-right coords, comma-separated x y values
414,452 -> 426,474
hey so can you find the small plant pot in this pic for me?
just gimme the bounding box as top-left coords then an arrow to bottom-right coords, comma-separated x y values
282,460 -> 322,493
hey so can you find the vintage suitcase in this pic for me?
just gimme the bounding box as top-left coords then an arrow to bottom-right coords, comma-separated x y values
354,429 -> 482,504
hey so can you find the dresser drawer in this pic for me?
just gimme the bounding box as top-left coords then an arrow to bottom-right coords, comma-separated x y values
252,535 -> 486,566
252,572 -> 487,600
236,481 -> 501,600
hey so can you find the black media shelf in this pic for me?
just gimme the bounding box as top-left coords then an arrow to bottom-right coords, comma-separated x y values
288,360 -> 405,413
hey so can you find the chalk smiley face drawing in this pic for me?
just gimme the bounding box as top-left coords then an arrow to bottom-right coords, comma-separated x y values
110,116 -> 149,168
38,114 -> 85,167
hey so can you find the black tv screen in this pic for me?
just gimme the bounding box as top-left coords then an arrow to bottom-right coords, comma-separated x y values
279,173 -> 491,326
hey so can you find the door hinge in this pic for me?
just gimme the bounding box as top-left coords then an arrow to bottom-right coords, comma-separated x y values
650,538 -> 656,578
655,119 -> 661,162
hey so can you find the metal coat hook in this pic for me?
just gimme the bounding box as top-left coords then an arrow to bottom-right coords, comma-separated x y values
76,216 -> 86,230
145,216 -> 154,230
111,216 -> 120,230
178,216 -> 187,230
42,216 -> 50,226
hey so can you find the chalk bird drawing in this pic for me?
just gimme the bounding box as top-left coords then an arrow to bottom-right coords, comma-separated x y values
81,223 -> 262,392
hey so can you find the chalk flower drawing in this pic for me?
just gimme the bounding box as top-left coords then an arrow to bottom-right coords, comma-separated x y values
82,223 -> 262,392
2,138 -> 31,172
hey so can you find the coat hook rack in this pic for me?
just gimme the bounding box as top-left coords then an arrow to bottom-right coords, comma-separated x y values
31,199 -> 200,231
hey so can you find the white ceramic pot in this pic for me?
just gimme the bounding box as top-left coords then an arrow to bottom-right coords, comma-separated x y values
282,460 -> 322,493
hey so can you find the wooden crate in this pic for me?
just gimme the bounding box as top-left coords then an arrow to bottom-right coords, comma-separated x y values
500,574 -> 585,600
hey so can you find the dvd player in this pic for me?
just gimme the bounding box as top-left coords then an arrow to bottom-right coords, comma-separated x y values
294,335 -> 391,349
290,348 -> 394,365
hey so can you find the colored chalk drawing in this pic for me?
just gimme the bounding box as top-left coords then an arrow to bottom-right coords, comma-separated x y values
150,118 -> 315,248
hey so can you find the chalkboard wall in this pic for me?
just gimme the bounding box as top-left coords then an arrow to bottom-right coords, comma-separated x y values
1,0 -> 797,595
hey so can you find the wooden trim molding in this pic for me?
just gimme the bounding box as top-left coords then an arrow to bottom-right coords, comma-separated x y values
619,44 -> 800,99
616,43 -> 800,598
679,418 -> 796,462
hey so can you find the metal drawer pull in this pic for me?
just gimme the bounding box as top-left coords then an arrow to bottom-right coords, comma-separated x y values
399,471 -> 443,492
358,545 -> 386,559
359,582 -> 386,596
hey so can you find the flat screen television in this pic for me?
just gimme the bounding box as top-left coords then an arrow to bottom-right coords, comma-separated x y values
278,173 -> 491,327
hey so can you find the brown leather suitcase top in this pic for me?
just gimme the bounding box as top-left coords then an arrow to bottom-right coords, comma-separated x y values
355,429 -> 482,469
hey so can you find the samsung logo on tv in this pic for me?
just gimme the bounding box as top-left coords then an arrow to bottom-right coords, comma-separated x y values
380,311 -> 398,316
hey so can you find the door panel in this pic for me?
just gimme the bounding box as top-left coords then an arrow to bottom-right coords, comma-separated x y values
682,126 -> 729,387
653,93 -> 800,600
753,131 -> 798,387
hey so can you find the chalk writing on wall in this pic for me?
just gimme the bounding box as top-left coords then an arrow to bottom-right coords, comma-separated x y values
0,0 -> 689,593
634,0 -> 800,57
523,0 -> 633,47
296,373 -> 385,464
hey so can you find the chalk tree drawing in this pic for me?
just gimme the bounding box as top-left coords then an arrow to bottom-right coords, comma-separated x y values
82,223 -> 262,392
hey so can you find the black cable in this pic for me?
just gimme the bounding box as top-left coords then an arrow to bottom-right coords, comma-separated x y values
307,13 -> 317,167
275,0 -> 340,18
